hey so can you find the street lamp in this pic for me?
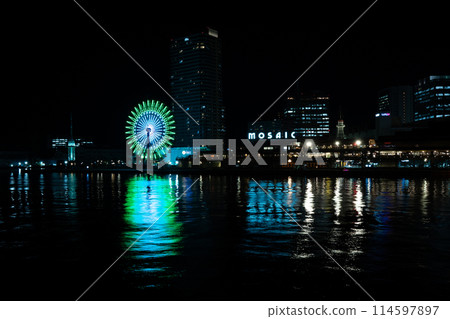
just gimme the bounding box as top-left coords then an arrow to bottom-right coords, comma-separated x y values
355,140 -> 362,147
335,141 -> 340,147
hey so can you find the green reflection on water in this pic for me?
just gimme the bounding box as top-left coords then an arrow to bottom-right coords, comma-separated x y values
123,175 -> 183,262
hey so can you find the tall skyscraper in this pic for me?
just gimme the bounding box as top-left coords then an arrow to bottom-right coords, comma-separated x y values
170,27 -> 225,147
414,75 -> 450,122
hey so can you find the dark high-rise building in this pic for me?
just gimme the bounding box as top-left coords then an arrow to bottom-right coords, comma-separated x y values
282,95 -> 300,136
377,86 -> 413,124
299,94 -> 330,137
414,75 -> 450,122
170,27 -> 225,147
283,93 -> 330,138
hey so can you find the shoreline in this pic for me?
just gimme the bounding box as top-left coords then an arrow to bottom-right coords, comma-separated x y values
4,167 -> 450,178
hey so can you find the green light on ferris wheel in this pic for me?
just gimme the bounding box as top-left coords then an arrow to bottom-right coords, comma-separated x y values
126,100 -> 175,160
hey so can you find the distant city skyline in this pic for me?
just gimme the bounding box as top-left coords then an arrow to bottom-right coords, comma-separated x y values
4,2 -> 450,153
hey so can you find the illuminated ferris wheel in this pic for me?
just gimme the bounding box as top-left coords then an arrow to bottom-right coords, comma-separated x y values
126,100 -> 175,161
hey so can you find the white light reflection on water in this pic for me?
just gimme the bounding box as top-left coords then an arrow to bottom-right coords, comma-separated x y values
421,179 -> 429,214
333,178 -> 342,219
303,179 -> 315,228
353,179 -> 364,216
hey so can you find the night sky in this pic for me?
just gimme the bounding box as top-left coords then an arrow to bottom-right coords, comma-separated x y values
5,1 -> 450,153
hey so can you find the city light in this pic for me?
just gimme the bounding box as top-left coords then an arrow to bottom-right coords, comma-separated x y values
375,112 -> 391,117
355,140 -> 362,146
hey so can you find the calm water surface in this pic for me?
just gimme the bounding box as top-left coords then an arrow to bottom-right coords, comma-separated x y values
0,172 -> 449,300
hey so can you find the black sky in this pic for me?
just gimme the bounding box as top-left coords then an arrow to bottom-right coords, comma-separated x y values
5,1 -> 450,153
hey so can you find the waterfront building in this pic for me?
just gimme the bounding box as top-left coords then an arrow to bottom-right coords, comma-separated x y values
414,75 -> 450,122
297,94 -> 331,138
377,86 -> 414,124
51,138 -> 93,149
170,27 -> 225,147
283,93 -> 331,138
